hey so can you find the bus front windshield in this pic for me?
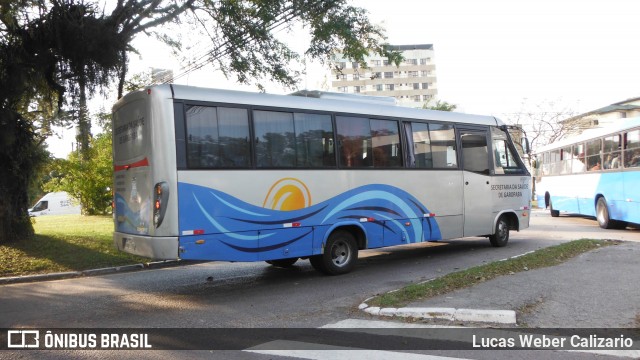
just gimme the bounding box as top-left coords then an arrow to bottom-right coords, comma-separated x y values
492,127 -> 528,175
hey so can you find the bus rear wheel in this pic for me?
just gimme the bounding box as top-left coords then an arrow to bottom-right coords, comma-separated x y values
266,258 -> 299,268
310,230 -> 358,275
489,215 -> 510,247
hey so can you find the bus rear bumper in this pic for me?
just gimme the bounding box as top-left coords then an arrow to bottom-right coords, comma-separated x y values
114,232 -> 179,260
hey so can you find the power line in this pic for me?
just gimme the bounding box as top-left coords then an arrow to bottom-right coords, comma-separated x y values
160,1 -> 328,85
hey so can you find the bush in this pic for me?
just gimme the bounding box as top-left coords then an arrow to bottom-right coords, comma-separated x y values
45,132 -> 112,215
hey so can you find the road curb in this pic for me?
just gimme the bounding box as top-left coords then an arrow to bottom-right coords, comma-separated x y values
0,260 -> 182,285
359,303 -> 517,324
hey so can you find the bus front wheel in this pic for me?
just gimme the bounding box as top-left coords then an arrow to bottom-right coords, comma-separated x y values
310,230 -> 358,275
546,193 -> 560,217
596,197 -> 626,229
489,216 -> 510,247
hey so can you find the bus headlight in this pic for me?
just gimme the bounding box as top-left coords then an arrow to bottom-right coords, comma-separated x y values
153,182 -> 170,228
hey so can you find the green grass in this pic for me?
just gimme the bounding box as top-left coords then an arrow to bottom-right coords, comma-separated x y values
0,215 -> 148,277
368,239 -> 618,308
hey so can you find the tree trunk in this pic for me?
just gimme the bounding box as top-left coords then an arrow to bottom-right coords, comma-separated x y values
0,112 -> 38,243
77,75 -> 91,161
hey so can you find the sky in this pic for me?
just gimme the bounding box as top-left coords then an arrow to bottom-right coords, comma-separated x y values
47,0 -> 640,157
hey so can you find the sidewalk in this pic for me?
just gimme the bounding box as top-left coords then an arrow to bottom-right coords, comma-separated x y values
360,240 -> 640,328
0,260 -> 185,285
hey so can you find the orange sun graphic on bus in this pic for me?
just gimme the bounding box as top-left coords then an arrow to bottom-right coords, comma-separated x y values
263,178 -> 312,211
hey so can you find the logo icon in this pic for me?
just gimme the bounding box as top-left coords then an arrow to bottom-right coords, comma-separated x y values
263,178 -> 311,211
7,330 -> 40,348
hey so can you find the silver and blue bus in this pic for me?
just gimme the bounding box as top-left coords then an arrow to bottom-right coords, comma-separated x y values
535,117 -> 640,229
112,84 -> 531,275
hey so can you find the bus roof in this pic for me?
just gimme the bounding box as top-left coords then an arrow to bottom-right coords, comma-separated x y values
126,84 -> 502,127
535,116 -> 640,154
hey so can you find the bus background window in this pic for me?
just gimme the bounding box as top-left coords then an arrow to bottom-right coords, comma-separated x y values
586,139 -> 602,171
624,129 -> 640,167
186,106 -> 251,168
293,113 -> 335,168
602,134 -> 621,169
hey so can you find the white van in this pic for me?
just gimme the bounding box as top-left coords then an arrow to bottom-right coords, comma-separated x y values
29,192 -> 81,216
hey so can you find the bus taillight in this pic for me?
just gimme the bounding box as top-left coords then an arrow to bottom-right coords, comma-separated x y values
153,182 -> 170,228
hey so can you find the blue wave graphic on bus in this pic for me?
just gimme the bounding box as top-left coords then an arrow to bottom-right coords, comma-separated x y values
178,182 -> 442,256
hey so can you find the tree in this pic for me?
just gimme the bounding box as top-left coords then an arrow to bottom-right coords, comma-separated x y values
422,99 -> 457,112
505,99 -> 579,153
45,132 -> 113,215
0,0 -> 399,243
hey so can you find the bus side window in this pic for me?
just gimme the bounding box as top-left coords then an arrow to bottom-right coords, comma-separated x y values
293,113 -> 335,168
586,139 -> 602,171
185,106 -> 251,168
336,117 -> 403,169
460,130 -> 489,175
624,129 -> 640,168
430,123 -> 457,168
254,110 -> 296,168
541,152 -> 550,176
218,107 -> 251,167
549,149 -> 561,175
560,146 -> 572,174
336,116 -> 372,168
404,122 -> 432,169
572,143 -> 586,173
371,119 -> 402,168
602,134 -> 621,169
405,122 -> 457,169
186,105 -> 219,168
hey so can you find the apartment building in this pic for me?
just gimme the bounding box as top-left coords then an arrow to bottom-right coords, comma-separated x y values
330,44 -> 437,107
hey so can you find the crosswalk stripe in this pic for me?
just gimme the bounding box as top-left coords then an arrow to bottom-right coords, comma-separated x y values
244,319 -> 640,359
245,340 -> 469,360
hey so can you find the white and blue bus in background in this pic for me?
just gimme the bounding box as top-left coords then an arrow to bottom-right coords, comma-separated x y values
534,117 -> 640,229
112,84 -> 531,275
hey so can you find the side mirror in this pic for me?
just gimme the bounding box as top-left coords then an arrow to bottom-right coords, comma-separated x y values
522,137 -> 531,154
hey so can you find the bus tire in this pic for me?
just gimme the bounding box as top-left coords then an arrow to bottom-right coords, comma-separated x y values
311,230 -> 358,275
596,197 -> 611,229
489,215 -> 509,247
596,197 -> 621,229
266,258 -> 299,268
549,200 -> 560,217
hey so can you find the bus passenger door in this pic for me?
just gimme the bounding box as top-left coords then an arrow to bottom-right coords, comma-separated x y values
459,127 -> 494,237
